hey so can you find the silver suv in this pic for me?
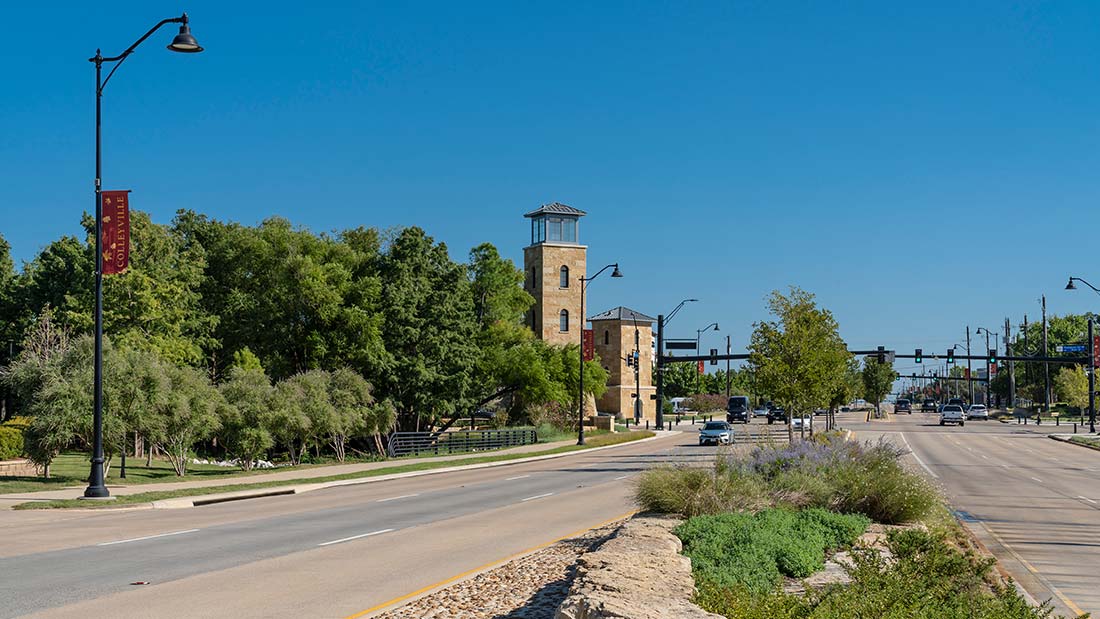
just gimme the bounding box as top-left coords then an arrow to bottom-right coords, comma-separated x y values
698,421 -> 733,446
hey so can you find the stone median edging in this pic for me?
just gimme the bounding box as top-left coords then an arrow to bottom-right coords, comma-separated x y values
554,515 -> 721,619
148,431 -> 672,509
1048,433 -> 1100,452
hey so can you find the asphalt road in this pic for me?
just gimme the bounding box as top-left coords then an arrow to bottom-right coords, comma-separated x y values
849,410 -> 1099,618
0,426 -> 764,619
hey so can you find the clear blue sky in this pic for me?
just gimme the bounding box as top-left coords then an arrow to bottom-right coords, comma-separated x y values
4,1 -> 1100,373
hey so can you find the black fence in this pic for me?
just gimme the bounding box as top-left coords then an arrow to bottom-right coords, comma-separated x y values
386,428 -> 538,458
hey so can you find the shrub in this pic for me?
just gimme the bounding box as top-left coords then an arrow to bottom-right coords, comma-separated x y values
0,425 -> 25,460
685,394 -> 728,413
676,508 -> 870,593
635,465 -> 770,517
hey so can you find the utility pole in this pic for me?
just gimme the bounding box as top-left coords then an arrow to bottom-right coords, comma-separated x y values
1042,296 -> 1051,414
725,334 -> 731,398
1006,317 -> 1015,410
966,326 -> 973,402
1023,315 -> 1030,404
1089,317 -> 1096,433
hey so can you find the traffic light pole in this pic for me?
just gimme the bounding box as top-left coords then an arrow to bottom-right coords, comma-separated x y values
1089,318 -> 1096,433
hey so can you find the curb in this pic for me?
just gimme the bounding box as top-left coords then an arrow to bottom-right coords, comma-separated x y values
148,431 -> 671,509
1047,434 -> 1100,453
952,518 -> 1041,609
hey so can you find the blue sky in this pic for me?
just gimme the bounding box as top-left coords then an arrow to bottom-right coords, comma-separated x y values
3,1 -> 1100,372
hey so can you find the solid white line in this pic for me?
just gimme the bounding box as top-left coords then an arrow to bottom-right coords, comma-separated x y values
376,494 -> 418,503
98,529 -> 199,547
521,492 -> 554,502
899,433 -> 939,479
318,528 -> 394,547
1078,495 -> 1099,505
1030,476 -> 1043,483
614,475 -> 629,480
981,455 -> 989,460
505,475 -> 530,481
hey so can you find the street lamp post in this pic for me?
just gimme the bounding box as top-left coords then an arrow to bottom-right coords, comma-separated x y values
84,14 -> 203,499
1066,276 -> 1099,433
653,298 -> 696,430
629,312 -> 641,423
577,264 -> 622,446
695,322 -> 719,396
976,327 -> 998,406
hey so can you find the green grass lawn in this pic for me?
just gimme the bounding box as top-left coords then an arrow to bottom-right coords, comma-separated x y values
12,430 -> 655,510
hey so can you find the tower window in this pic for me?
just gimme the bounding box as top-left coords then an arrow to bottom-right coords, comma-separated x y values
559,309 -> 569,333
531,268 -> 537,288
604,330 -> 609,345
559,265 -> 569,288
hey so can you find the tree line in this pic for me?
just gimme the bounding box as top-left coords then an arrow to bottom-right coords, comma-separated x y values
0,211 -> 608,473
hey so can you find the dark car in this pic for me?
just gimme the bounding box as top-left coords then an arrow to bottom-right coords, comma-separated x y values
946,398 -> 967,410
895,399 -> 912,414
921,398 -> 938,413
766,404 -> 787,425
726,395 -> 750,423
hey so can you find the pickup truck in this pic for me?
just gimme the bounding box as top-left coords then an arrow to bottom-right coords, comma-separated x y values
940,405 -> 966,427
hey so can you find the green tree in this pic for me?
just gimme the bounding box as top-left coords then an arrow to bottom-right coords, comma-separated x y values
269,378 -> 313,466
1054,366 -> 1089,410
375,227 -> 479,430
325,367 -> 376,462
148,364 -> 223,476
219,367 -> 276,470
862,357 -> 899,417
748,287 -> 852,438
663,362 -> 700,398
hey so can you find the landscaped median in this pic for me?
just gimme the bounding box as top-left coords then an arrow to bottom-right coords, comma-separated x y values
10,430 -> 655,510
555,431 -> 1066,619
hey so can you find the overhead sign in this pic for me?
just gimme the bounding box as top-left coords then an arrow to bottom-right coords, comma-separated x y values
1056,344 -> 1086,353
665,340 -> 698,350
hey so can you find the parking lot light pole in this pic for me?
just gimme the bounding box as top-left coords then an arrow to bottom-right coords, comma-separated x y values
84,14 -> 203,499
577,264 -> 621,446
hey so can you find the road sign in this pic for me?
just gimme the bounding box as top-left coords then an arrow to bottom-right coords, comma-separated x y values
665,340 -> 697,350
1056,344 -> 1086,353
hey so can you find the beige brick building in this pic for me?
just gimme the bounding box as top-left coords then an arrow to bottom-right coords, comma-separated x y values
523,203 -> 586,347
590,307 -> 658,422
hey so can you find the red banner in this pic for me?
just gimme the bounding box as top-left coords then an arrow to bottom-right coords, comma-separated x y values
697,360 -> 705,374
101,191 -> 130,275
989,362 -> 997,376
1094,336 -> 1100,368
582,329 -> 594,361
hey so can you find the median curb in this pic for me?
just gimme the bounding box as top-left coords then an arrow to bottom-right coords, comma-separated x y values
1048,433 -> 1100,453
148,431 -> 671,509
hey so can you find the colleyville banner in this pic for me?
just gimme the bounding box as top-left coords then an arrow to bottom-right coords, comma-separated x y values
582,329 -> 594,361
101,190 -> 131,275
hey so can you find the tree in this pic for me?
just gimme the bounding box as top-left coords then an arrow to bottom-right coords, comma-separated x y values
748,287 -> 851,439
325,368 -> 375,462
374,227 -> 479,430
148,364 -> 223,476
862,357 -> 898,418
219,367 -> 276,470
1054,366 -> 1089,411
269,378 -> 313,466
662,362 -> 700,398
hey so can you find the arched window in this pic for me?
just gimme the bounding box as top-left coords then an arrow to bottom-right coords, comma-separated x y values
560,265 -> 569,288
559,309 -> 569,332
531,268 -> 537,288
604,330 -> 609,345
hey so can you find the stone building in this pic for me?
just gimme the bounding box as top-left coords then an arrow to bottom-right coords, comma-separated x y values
590,307 -> 657,422
523,203 -> 586,347
522,203 -> 658,423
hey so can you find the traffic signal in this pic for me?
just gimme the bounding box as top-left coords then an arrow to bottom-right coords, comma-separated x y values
626,353 -> 634,367
946,349 -> 954,364
988,349 -> 997,364
915,349 -> 923,363
876,345 -> 886,363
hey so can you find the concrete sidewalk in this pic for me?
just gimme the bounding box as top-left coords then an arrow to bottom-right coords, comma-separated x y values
0,436 -> 589,506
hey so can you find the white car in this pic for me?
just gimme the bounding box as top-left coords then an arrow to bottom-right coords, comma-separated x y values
940,405 -> 966,427
967,404 -> 988,420
698,421 -> 733,446
791,415 -> 813,430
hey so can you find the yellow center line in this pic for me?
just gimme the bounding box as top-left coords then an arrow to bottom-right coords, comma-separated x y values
345,509 -> 640,618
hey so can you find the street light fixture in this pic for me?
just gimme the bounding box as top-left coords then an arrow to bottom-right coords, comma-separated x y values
1066,275 -> 1099,433
664,298 -> 698,326
84,13 -> 203,499
695,322 -> 719,395
577,264 -> 622,446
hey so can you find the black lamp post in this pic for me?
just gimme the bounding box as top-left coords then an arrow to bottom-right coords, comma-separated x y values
695,322 -> 719,395
1066,276 -> 1099,433
84,14 -> 203,499
577,263 -> 622,446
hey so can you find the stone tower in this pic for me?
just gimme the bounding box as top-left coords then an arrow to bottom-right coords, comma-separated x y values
590,307 -> 658,422
523,203 -> 586,347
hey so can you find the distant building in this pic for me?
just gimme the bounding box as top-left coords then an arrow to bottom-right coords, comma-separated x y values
589,306 -> 658,421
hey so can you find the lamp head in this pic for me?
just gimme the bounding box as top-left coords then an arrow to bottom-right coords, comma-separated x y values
610,265 -> 623,278
167,15 -> 203,53
1066,277 -> 1077,290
